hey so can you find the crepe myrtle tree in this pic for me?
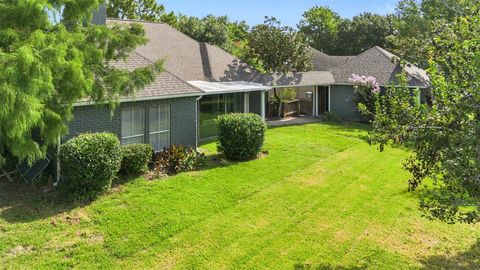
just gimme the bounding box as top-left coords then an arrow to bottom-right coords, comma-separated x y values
349,74 -> 381,121
366,5 -> 480,223
0,0 -> 163,165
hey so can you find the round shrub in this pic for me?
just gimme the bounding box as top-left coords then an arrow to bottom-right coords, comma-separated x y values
60,133 -> 122,201
120,144 -> 153,176
217,113 -> 267,161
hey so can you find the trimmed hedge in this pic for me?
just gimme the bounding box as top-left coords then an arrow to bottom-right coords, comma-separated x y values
60,133 -> 122,201
217,113 -> 267,161
120,144 -> 153,176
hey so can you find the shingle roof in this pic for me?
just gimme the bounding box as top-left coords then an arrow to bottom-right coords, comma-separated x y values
330,46 -> 430,87
110,49 -> 204,98
107,18 -> 258,82
310,48 -> 354,71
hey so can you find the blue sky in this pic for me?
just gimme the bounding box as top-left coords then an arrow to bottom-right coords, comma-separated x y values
159,0 -> 398,27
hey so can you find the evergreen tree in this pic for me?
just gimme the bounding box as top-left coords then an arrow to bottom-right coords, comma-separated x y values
0,0 -> 163,165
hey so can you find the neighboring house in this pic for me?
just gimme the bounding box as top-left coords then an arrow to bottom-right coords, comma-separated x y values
67,9 -> 430,151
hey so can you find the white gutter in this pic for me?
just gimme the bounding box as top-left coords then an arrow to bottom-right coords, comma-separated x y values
73,92 -> 204,107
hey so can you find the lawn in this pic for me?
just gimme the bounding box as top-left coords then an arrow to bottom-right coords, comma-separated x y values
0,122 -> 479,269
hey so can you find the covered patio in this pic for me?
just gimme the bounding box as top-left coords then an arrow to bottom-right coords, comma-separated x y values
188,81 -> 270,140
255,71 -> 335,118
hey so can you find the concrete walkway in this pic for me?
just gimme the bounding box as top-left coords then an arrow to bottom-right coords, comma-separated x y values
267,116 -> 322,127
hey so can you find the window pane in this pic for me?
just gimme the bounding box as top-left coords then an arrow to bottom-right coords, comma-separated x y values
159,105 -> 170,131
149,107 -> 160,132
121,109 -> 132,137
149,132 -> 169,151
133,108 -> 144,135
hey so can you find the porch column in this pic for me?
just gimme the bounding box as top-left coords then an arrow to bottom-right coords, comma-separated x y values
313,86 -> 318,116
244,92 -> 249,113
260,91 -> 266,120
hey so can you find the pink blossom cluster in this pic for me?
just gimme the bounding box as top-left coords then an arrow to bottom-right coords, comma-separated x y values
349,74 -> 381,94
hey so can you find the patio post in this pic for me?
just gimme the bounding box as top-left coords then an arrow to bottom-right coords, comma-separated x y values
260,91 -> 266,120
244,92 -> 249,113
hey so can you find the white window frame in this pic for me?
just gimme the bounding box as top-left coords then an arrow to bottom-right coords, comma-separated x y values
121,107 -> 145,144
148,105 -> 171,151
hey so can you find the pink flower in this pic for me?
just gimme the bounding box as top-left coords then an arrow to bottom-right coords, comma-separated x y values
349,73 -> 380,94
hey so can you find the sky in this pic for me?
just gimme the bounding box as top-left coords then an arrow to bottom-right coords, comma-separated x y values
159,0 -> 398,27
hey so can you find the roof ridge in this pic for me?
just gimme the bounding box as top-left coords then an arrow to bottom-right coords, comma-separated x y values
106,17 -> 166,25
329,46 -> 387,72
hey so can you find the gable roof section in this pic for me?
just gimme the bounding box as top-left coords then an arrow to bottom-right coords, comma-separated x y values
110,49 -> 204,99
107,18 -> 259,82
330,46 -> 430,87
310,48 -> 354,71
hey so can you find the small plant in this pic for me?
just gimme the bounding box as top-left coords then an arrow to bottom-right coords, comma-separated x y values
120,144 -> 153,176
323,111 -> 342,123
60,133 -> 122,201
277,88 -> 297,103
155,145 -> 206,175
217,113 -> 267,161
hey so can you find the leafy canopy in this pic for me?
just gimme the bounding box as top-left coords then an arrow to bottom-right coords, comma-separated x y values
247,17 -> 312,73
107,0 -> 177,25
0,0 -> 163,165
368,4 -> 480,223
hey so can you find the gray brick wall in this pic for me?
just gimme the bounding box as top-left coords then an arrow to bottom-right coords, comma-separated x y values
66,96 -> 199,147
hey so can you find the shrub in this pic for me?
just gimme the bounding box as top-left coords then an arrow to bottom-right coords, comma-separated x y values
278,88 -> 297,103
60,133 -> 122,201
155,144 -> 206,175
120,144 -> 153,176
323,111 -> 342,123
217,113 -> 267,161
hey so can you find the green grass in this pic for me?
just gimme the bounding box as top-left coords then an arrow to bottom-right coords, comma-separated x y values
1,122 -> 479,269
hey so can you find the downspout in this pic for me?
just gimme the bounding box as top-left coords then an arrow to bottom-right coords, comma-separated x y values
53,135 -> 61,187
195,95 -> 203,150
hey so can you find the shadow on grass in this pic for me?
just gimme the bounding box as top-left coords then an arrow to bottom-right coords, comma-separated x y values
294,263 -> 367,270
0,178 -> 90,224
419,238 -> 480,269
0,173 -> 141,224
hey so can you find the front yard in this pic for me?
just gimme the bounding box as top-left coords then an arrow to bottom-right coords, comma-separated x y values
1,122 -> 479,269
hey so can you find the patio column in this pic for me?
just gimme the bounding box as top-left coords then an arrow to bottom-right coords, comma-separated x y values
260,91 -> 266,120
244,92 -> 249,113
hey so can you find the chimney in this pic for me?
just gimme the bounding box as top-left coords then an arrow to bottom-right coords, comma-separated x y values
199,42 -> 213,80
92,3 -> 107,25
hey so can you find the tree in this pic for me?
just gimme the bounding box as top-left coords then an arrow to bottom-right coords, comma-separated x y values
337,13 -> 395,55
367,5 -> 480,223
176,14 -> 229,48
247,17 -> 312,73
107,0 -> 177,25
0,0 -> 162,165
386,0 -> 475,68
298,6 -> 341,54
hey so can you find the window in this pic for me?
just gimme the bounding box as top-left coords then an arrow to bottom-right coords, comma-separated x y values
121,108 -> 144,145
149,105 -> 170,151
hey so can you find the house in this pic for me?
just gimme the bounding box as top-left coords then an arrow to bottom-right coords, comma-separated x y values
66,9 -> 430,151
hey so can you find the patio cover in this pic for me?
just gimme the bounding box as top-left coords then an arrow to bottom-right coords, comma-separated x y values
188,81 -> 271,95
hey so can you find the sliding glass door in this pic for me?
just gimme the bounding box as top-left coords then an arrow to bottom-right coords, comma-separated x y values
199,93 -> 245,139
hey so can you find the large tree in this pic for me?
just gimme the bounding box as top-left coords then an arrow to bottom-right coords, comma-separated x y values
107,0 -> 177,25
0,0 -> 162,165
367,4 -> 480,223
298,6 -> 342,54
176,14 -> 229,48
247,17 -> 312,73
337,13 -> 395,55
386,0 -> 476,68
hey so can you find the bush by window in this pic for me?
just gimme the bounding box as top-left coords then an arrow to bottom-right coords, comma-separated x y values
217,113 -> 267,161
120,144 -> 153,176
154,144 -> 206,175
60,133 -> 122,201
